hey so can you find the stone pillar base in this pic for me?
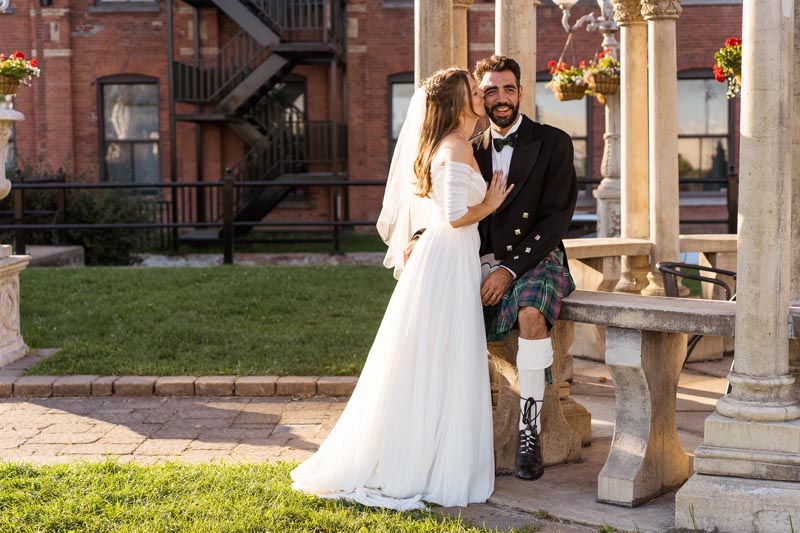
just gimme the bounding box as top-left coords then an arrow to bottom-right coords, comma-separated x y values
0,254 -> 30,367
676,474 -> 800,532
694,413 -> 800,481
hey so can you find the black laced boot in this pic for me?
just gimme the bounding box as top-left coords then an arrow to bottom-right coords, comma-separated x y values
514,396 -> 544,480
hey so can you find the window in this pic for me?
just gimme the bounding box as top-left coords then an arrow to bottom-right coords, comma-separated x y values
677,71 -> 732,191
99,75 -> 160,183
388,72 -> 415,162
535,75 -> 591,180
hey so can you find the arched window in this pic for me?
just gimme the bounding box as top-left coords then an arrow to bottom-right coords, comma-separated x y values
98,74 -> 160,183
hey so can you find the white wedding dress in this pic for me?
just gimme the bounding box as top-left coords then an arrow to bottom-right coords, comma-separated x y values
291,161 -> 495,510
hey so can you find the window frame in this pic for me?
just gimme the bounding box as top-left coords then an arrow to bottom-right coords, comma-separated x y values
676,68 -> 734,190
387,72 -> 415,164
534,70 -> 593,183
97,73 -> 161,184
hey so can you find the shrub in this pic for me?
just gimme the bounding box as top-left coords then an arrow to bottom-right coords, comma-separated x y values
64,188 -> 148,265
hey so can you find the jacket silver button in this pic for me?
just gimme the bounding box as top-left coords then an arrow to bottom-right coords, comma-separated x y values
522,212 -> 529,219
534,235 -> 541,241
506,245 -> 513,251
514,229 -> 521,235
525,247 -> 531,253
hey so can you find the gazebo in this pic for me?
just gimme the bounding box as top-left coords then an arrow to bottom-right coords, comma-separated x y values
413,0 -> 799,529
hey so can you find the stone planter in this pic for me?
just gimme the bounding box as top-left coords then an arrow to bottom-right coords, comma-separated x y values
0,99 -> 29,366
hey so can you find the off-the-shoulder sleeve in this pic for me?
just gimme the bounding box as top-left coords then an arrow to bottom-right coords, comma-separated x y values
443,162 -> 473,222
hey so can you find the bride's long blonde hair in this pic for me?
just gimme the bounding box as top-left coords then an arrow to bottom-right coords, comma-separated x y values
413,68 -> 479,198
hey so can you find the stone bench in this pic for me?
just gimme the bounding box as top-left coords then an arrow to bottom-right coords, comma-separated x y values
559,289 -> 737,507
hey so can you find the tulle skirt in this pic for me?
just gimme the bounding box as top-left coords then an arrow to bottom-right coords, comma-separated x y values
290,221 -> 495,510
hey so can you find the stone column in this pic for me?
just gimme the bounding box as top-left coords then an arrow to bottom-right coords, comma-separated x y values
495,0 -> 537,118
612,0 -> 650,294
452,0 -> 473,71
675,2 -> 800,530
414,0 -> 453,83
592,6 -> 621,240
790,0 -> 800,402
640,0 -> 681,297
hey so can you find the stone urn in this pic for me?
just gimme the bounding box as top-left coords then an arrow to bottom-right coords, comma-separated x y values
0,95 -> 30,366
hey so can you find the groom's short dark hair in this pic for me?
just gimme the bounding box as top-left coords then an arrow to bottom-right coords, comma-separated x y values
473,55 -> 521,87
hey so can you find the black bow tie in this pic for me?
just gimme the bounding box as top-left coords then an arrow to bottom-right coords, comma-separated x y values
492,132 -> 518,152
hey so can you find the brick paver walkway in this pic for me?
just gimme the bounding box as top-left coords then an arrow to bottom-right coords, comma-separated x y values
0,396 -> 345,465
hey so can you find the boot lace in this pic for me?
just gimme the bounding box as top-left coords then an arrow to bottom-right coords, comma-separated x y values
518,396 -> 540,455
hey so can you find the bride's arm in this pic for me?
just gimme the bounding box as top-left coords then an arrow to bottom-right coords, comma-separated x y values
437,140 -> 512,228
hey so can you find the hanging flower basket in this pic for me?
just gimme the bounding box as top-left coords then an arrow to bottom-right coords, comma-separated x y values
552,82 -> 586,102
586,72 -> 619,95
0,76 -> 19,96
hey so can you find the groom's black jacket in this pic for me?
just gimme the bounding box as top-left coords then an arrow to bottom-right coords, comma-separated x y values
473,115 -> 578,276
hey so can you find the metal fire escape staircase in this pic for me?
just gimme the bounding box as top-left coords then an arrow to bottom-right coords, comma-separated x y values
171,0 -> 345,239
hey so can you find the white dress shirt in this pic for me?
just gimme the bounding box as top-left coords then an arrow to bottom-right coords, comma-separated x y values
482,113 -> 524,280
490,114 -> 523,178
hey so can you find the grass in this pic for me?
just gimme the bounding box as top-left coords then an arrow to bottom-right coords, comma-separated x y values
0,461 -> 507,533
20,265 -> 396,376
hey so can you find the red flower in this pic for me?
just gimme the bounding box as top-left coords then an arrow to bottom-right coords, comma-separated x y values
11,50 -> 25,59
713,64 -> 726,82
597,49 -> 610,58
30,58 -> 37,67
579,60 -> 586,68
725,37 -> 742,48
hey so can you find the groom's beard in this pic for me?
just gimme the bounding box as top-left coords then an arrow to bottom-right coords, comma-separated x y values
486,101 -> 520,129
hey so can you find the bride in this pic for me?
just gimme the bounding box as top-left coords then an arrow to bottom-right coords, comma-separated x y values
291,67 -> 512,510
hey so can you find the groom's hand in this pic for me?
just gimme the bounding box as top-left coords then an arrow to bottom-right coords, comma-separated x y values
481,268 -> 514,306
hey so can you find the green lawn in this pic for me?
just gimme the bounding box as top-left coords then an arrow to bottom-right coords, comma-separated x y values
20,266 -> 395,376
0,461 -> 505,533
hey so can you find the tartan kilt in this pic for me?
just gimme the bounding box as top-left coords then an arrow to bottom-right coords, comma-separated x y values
483,249 -> 576,342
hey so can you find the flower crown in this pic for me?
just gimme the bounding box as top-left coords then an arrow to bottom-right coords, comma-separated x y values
420,76 -> 444,99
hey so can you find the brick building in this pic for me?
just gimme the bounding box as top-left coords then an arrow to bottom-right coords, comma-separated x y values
0,0 -> 742,243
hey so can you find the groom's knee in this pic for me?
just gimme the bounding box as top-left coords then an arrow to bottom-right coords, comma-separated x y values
518,307 -> 548,340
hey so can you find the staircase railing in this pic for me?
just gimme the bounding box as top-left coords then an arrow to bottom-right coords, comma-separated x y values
245,0 -> 344,44
243,94 -> 305,134
223,119 -> 345,215
173,30 -> 269,104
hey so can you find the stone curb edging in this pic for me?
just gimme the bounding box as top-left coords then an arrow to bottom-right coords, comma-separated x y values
0,374 -> 358,399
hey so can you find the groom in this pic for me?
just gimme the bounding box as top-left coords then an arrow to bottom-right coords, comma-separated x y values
473,55 -> 577,481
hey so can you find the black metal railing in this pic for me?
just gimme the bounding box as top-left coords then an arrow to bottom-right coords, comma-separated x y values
243,95 -> 305,134
246,0 -> 345,44
173,30 -> 269,104
0,170 -> 738,262
226,120 -> 345,211
0,178 -> 379,262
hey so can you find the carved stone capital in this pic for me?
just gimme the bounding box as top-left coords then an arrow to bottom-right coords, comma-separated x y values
611,0 -> 645,25
641,0 -> 682,20
452,0 -> 473,9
